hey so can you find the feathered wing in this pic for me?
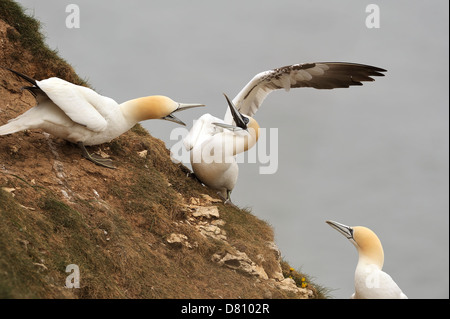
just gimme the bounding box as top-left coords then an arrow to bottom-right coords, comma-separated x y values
224,62 -> 386,122
36,78 -> 110,132
183,114 -> 224,151
3,68 -> 112,132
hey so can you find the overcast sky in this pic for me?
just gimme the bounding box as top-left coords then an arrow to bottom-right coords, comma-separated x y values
13,0 -> 449,299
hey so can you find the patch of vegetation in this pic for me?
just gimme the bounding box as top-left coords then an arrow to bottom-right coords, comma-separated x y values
130,124 -> 150,137
0,1 -> 326,299
0,0 -> 88,85
280,260 -> 332,299
40,197 -> 83,230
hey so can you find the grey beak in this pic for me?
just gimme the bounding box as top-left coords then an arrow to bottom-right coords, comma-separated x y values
223,93 -> 248,130
326,220 -> 354,240
163,102 -> 205,126
212,122 -> 245,131
162,113 -> 186,126
174,102 -> 205,112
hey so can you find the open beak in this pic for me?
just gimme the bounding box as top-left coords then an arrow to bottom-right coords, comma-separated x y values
223,93 -> 248,130
212,122 -> 245,131
162,113 -> 186,126
326,220 -> 354,241
163,102 -> 205,126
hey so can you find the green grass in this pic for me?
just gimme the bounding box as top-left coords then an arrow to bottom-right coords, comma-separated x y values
280,259 -> 332,299
0,0 -> 89,85
0,0 -> 330,298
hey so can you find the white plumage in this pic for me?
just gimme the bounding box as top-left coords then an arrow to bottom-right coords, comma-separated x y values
326,220 -> 408,299
186,62 -> 386,203
0,68 -> 203,168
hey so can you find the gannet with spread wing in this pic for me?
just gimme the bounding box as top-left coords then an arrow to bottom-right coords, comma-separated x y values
184,62 -> 386,204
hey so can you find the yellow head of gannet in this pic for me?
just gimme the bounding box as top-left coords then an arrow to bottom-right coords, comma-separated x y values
0,67 -> 204,168
326,220 -> 408,299
121,95 -> 203,126
213,94 -> 260,155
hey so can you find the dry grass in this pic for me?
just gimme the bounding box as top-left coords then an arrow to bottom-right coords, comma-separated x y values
0,1 -> 326,299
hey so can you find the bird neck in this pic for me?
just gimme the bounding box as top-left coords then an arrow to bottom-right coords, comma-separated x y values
120,96 -> 173,123
232,120 -> 260,156
356,241 -> 384,269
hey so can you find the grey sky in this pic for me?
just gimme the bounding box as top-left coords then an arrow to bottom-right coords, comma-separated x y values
12,0 -> 450,298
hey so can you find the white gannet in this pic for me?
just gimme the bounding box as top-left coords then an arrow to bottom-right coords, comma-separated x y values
184,62 -> 386,203
0,68 -> 204,168
326,220 -> 408,299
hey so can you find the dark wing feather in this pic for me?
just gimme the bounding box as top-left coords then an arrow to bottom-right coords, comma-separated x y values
225,62 -> 386,121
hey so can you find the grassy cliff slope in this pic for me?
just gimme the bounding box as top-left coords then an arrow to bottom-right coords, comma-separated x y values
0,0 -> 324,299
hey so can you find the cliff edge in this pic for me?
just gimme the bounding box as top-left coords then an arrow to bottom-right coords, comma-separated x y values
0,1 -> 322,299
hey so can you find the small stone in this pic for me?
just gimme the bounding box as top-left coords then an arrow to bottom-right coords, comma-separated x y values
192,206 -> 219,219
1,187 -> 15,196
137,150 -> 148,158
201,194 -> 222,203
212,251 -> 268,280
189,197 -> 200,206
166,233 -> 192,249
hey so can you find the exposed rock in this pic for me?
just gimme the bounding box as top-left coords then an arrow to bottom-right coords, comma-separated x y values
200,194 -> 223,203
212,250 -> 269,280
197,224 -> 227,241
137,150 -> 148,158
269,277 -> 314,298
192,206 -> 219,219
265,241 -> 284,281
1,187 -> 15,196
166,233 -> 192,249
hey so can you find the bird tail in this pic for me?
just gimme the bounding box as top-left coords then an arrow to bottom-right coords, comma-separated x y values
1,66 -> 37,86
0,120 -> 26,136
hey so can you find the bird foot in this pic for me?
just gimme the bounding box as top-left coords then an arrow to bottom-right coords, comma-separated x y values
78,142 -> 116,169
217,191 -> 238,209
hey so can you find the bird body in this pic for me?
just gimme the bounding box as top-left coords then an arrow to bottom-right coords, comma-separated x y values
185,62 -> 386,202
1,77 -> 129,145
326,220 -> 408,299
0,68 -> 203,168
184,111 -> 259,200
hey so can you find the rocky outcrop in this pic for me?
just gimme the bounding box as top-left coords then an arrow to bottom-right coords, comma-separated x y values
166,195 -> 315,298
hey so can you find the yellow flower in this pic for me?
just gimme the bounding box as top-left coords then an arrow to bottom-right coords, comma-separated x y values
289,268 -> 294,272
301,282 -> 308,288
301,277 -> 306,282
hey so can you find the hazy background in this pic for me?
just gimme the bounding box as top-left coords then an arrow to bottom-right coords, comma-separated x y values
13,0 -> 449,299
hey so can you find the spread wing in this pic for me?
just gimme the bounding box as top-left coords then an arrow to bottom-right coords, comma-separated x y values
225,62 -> 386,122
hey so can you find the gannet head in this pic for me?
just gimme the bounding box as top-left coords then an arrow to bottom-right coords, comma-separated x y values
122,95 -> 204,125
326,220 -> 384,269
213,93 -> 260,141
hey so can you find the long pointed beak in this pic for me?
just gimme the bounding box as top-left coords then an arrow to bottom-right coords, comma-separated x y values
173,102 -> 205,113
223,93 -> 247,130
326,220 -> 354,240
163,102 -> 205,126
212,122 -> 245,132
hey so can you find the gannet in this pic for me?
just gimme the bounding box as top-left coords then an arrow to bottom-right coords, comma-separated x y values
326,220 -> 408,299
0,68 -> 204,168
184,62 -> 386,203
